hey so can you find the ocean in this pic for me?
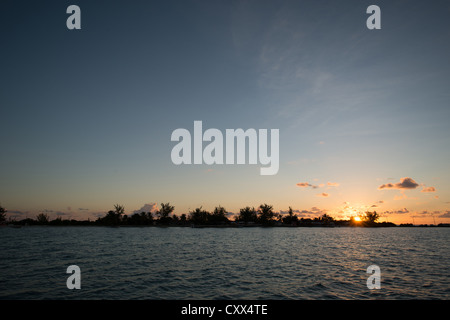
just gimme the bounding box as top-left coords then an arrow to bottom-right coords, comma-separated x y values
1,226 -> 449,299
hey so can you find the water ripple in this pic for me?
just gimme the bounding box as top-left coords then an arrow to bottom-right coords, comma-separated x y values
0,226 -> 449,299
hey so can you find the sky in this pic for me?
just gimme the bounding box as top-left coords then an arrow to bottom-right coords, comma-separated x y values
1,0 -> 450,224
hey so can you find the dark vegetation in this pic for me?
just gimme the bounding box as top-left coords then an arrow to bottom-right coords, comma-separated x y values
0,203 -> 410,228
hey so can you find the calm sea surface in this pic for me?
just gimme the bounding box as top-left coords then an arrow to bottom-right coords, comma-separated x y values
0,226 -> 449,299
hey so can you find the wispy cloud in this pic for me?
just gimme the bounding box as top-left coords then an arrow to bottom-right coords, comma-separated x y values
439,211 -> 450,218
421,186 -> 436,193
281,206 -> 328,217
296,182 -> 319,189
297,181 -> 339,189
317,192 -> 329,198
296,182 -> 311,187
5,209 -> 29,216
384,208 -> 409,215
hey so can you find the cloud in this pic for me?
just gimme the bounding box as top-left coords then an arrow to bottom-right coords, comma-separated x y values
296,182 -> 311,187
378,177 -> 419,190
280,207 -> 328,218
421,186 -> 436,193
416,210 -> 432,216
317,192 -> 329,197
383,208 -> 409,215
370,200 -> 385,208
295,210 -> 314,217
297,180 -> 339,189
78,208 -> 89,211
438,211 -> 450,218
296,182 -> 319,189
133,203 -> 158,215
5,210 -> 29,216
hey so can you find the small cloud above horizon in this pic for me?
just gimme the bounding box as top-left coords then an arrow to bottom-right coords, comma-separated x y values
378,177 -> 419,190
421,186 -> 436,193
279,206 -> 329,218
4,209 -> 29,216
297,180 -> 339,190
296,182 -> 319,189
384,208 -> 409,215
439,211 -> 450,218
317,192 -> 329,197
296,182 -> 310,187
132,203 -> 158,215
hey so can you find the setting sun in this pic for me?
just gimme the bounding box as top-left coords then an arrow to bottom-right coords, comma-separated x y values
354,216 -> 362,222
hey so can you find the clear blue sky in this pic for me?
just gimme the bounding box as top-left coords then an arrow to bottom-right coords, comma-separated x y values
1,0 -> 449,224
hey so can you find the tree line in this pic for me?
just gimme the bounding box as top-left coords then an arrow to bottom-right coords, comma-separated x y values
1,203 -> 392,227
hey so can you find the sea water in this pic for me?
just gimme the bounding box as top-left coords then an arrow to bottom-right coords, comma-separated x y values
1,226 -> 449,299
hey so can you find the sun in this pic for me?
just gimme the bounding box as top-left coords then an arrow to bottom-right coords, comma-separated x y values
353,216 -> 362,222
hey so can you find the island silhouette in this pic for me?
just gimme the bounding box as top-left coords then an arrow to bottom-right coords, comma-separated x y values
4,203 -> 436,228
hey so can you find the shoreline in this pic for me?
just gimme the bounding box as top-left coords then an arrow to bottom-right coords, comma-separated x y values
3,223 -> 450,228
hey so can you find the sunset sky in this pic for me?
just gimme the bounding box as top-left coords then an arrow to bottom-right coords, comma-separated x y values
1,0 -> 449,224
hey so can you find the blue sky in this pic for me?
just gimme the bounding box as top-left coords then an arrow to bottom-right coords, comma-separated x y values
1,0 -> 450,223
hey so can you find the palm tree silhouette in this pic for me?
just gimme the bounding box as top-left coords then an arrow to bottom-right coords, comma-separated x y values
157,202 -> 175,224
258,204 -> 274,225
